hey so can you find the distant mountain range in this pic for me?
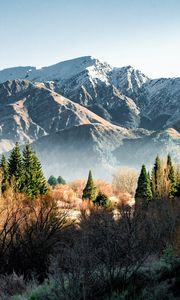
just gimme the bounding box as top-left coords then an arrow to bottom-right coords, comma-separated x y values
0,56 -> 180,179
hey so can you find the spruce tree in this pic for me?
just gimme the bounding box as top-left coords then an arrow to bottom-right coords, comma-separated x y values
82,170 -> 97,201
8,142 -> 24,192
0,155 -> 9,192
135,165 -> 152,203
151,155 -> 162,199
22,144 -> 48,197
167,154 -> 176,197
33,155 -> 49,195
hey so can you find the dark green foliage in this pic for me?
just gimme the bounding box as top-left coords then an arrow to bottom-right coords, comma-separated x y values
167,154 -> 176,197
93,192 -> 110,208
175,182 -> 180,197
48,175 -> 58,186
0,155 -> 9,192
22,144 -> 48,197
82,170 -> 97,201
57,176 -> 66,185
135,165 -> 152,203
8,142 -> 24,192
151,155 -> 162,199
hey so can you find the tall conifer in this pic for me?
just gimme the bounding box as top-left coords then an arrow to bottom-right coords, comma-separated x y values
22,144 -> 48,197
151,155 -> 162,199
0,155 -> 9,192
82,170 -> 97,201
167,154 -> 176,197
8,142 -> 24,191
135,165 -> 152,203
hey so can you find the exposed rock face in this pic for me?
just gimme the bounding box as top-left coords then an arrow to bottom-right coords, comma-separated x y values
0,57 -> 148,129
0,79 -> 119,151
137,78 -> 180,131
0,56 -> 180,179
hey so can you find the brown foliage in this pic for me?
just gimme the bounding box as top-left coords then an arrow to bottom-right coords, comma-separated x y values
0,193 -> 71,280
112,167 -> 138,197
69,179 -> 86,198
94,179 -> 113,197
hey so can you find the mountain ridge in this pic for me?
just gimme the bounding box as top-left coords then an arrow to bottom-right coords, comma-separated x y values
0,56 -> 180,179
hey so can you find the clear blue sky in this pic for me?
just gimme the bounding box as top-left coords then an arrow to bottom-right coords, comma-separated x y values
0,0 -> 180,78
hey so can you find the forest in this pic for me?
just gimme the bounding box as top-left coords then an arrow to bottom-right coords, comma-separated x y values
0,143 -> 180,299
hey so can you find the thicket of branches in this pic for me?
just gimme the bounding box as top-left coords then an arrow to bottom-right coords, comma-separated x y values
0,151 -> 179,299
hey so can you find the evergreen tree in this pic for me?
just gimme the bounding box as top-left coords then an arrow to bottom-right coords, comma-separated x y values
0,155 -> 9,192
33,155 -> 49,195
151,155 -> 162,199
93,192 -> 110,208
48,175 -> 58,186
57,176 -> 66,185
167,154 -> 176,197
82,170 -> 97,201
175,165 -> 180,197
8,142 -> 24,192
22,144 -> 48,197
135,165 -> 152,203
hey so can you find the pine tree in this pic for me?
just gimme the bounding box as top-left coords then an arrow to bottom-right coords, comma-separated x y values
82,170 -> 97,201
22,144 -> 48,197
151,155 -> 162,199
0,155 -> 9,192
57,176 -> 66,185
167,154 -> 176,197
33,155 -> 49,195
135,165 -> 152,203
93,192 -> 110,208
8,142 -> 24,192
48,175 -> 58,186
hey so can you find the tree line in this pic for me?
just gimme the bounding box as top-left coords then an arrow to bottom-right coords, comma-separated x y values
0,142 -> 48,197
135,154 -> 180,205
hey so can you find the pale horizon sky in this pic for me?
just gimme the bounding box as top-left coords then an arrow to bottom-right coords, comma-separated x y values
0,0 -> 180,78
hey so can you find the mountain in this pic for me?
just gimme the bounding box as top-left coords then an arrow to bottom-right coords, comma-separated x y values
136,78 -> 180,130
0,56 -> 180,179
0,57 -> 148,129
0,79 -> 120,152
32,123 -> 143,180
114,128 -> 180,168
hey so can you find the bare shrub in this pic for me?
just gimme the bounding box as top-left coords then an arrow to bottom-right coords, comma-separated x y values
94,179 -> 113,197
69,179 -> 86,198
112,167 -> 138,197
50,204 -> 165,299
49,184 -> 81,210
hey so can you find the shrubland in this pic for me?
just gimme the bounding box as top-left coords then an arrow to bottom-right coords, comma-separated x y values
0,144 -> 180,299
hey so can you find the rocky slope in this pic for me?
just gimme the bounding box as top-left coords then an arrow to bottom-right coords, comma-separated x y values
0,56 -> 180,179
0,79 -> 121,150
0,57 -> 148,129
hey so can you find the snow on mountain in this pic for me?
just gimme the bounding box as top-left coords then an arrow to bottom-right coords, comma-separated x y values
0,56 -> 180,177
0,56 -> 112,83
0,79 -> 129,153
0,66 -> 37,83
110,65 -> 149,96
0,57 -> 151,129
137,77 -> 180,130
